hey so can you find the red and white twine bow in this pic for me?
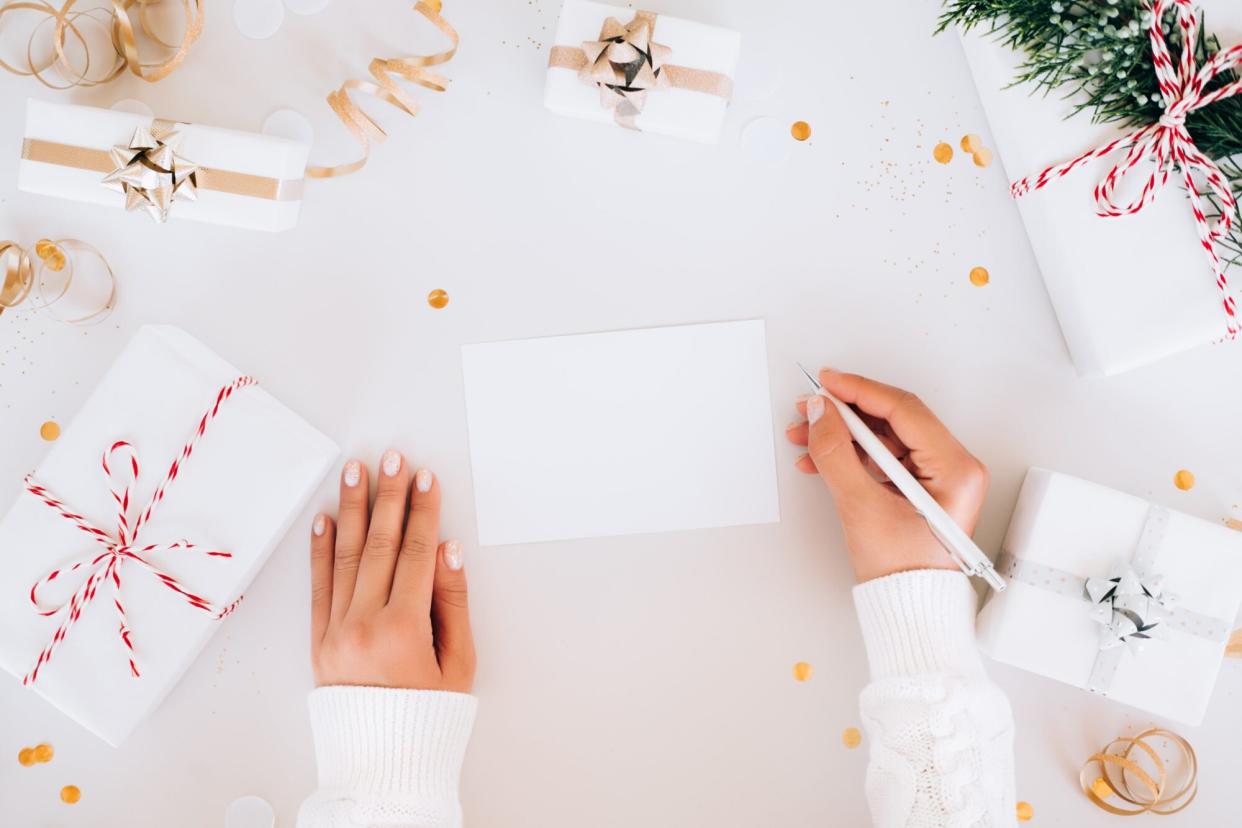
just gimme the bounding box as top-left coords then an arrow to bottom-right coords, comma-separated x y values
21,376 -> 256,685
1011,0 -> 1242,337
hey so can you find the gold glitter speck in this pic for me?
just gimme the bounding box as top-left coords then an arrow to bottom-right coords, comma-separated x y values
60,785 -> 80,805
792,661 -> 813,682
969,267 -> 990,287
842,727 -> 862,749
933,143 -> 954,164
40,420 -> 60,441
1091,777 -> 1113,799
427,289 -> 449,309
790,121 -> 812,141
17,748 -> 35,767
960,134 -> 982,153
1174,469 -> 1195,490
972,148 -> 994,168
1016,801 -> 1034,821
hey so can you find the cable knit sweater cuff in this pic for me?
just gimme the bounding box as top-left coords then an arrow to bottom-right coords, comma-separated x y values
308,686 -> 477,803
852,569 -> 985,681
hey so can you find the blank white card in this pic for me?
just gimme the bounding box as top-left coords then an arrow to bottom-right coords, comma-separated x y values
461,320 -> 781,546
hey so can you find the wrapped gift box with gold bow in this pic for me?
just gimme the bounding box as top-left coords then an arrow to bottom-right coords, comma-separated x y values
19,99 -> 309,232
545,0 -> 739,143
977,468 -> 1242,725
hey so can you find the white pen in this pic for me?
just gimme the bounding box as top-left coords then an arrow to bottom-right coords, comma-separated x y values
797,364 -> 1006,592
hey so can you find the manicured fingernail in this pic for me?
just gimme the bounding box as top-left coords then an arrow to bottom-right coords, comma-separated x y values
313,514 -> 326,536
804,394 -> 824,424
415,468 -> 434,493
806,395 -> 825,425
443,540 -> 463,571
343,460 -> 361,487
382,449 -> 403,478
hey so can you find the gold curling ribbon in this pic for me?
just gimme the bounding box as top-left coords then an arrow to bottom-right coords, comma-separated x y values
0,0 -> 200,89
306,0 -> 458,179
0,238 -> 115,325
1080,728 -> 1197,816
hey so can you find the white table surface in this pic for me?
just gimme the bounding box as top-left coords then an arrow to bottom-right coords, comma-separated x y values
2,0 -> 1242,825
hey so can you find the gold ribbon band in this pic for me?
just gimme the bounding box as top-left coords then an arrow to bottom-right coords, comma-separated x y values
22,138 -> 304,202
547,45 -> 733,101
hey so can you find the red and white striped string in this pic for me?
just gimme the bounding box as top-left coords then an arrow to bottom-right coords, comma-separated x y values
21,376 -> 257,685
1011,0 -> 1242,337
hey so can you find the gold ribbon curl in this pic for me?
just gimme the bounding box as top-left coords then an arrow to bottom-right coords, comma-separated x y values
1080,728 -> 1197,816
0,238 -> 116,325
306,0 -> 458,179
0,0 -> 201,89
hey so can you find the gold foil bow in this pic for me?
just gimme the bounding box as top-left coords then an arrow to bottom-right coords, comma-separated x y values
101,121 -> 197,223
579,14 -> 670,127
548,10 -> 734,132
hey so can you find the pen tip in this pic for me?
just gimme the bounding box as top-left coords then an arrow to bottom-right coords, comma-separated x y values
796,363 -> 819,387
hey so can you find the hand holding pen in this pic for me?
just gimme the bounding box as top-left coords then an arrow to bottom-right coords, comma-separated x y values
786,368 -> 996,586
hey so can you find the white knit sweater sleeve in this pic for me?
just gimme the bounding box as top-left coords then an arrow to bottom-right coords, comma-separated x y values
852,570 -> 1016,828
297,686 -> 477,828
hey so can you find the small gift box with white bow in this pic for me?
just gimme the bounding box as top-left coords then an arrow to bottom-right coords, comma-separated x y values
0,326 -> 337,745
19,99 -> 309,231
977,468 -> 1242,725
544,0 -> 740,143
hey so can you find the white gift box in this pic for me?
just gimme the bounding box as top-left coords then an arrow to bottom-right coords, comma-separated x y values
978,468 -> 1242,725
544,0 -> 740,143
0,326 -> 337,745
19,99 -> 309,232
955,0 -> 1242,375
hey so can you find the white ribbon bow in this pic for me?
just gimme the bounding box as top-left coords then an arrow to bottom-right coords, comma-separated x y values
1085,565 -> 1178,654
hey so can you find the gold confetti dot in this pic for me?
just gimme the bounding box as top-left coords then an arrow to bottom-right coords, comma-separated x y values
60,785 -> 80,805
972,148 -> 994,168
1016,801 -> 1034,821
34,239 -> 66,272
841,727 -> 862,749
427,289 -> 450,310
790,121 -> 812,141
933,142 -> 954,164
1174,469 -> 1195,491
792,661 -> 813,682
40,420 -> 60,441
33,743 -> 53,763
960,134 -> 983,153
969,266 -> 990,287
17,748 -> 35,767
1091,777 -> 1113,799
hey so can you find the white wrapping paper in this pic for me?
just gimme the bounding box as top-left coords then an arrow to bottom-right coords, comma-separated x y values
544,0 -> 740,143
977,468 -> 1242,725
956,1 -> 1242,375
19,99 -> 309,232
0,326 -> 337,745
